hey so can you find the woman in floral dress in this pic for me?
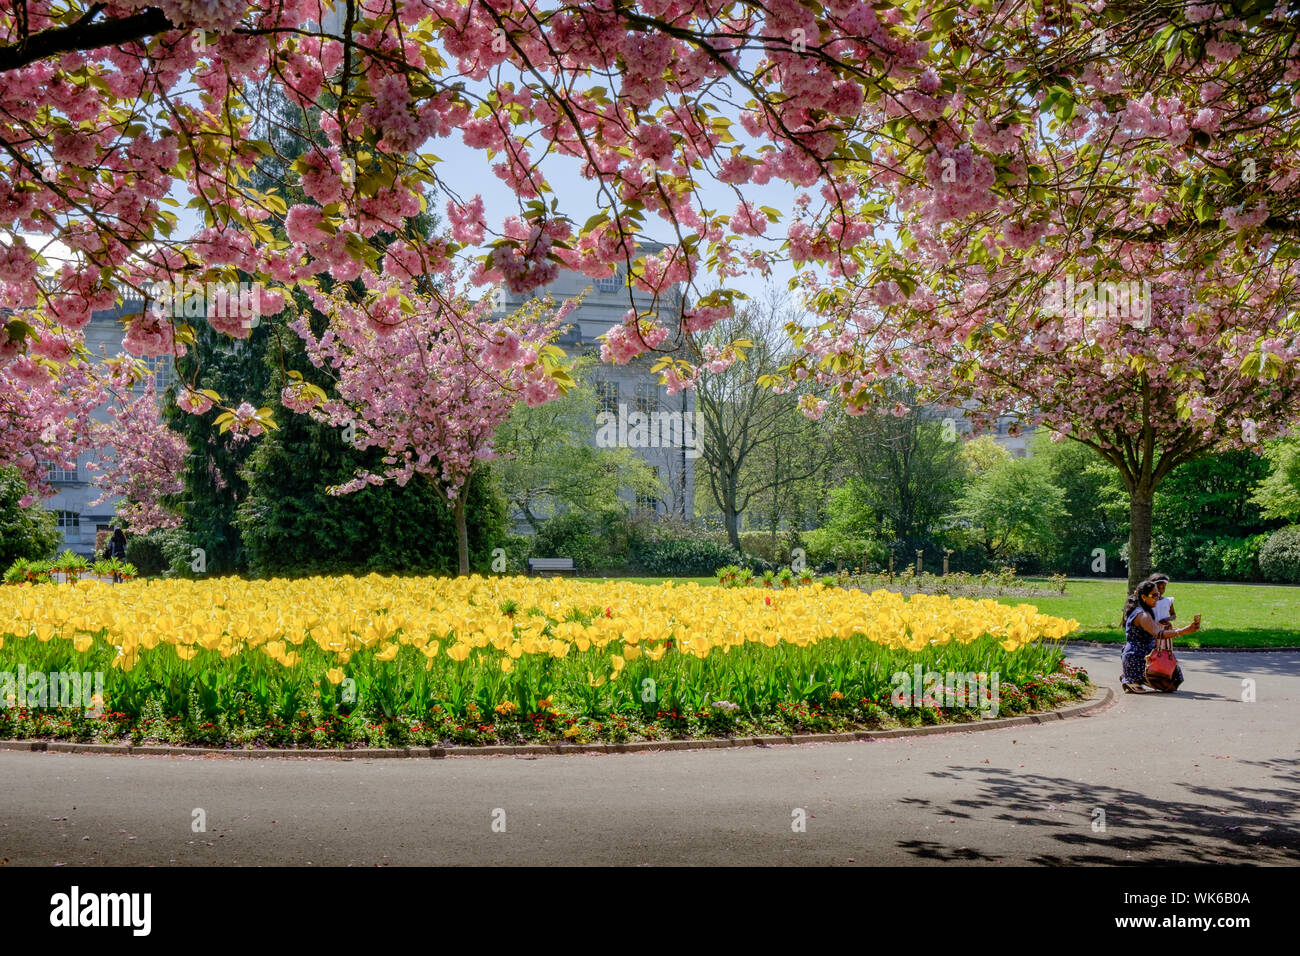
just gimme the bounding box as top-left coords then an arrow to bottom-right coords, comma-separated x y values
1120,579 -> 1201,694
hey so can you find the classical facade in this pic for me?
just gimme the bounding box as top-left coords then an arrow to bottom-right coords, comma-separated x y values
492,260 -> 698,530
925,401 -> 1037,458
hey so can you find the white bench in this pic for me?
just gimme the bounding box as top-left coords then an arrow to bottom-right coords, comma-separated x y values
528,557 -> 575,576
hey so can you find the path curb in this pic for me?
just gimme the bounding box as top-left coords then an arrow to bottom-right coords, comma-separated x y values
0,686 -> 1111,760
1064,640 -> 1300,652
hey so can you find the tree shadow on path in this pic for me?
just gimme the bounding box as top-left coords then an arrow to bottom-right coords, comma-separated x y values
895,756 -> 1300,865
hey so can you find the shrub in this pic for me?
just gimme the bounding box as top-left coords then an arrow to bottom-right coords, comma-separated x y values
800,527 -> 887,571
1149,532 -> 1268,581
635,534 -> 740,576
1259,526 -> 1300,583
1220,535 -> 1268,581
532,510 -> 627,571
629,517 -> 740,575
738,532 -> 800,565
124,530 -> 172,577
1198,535 -> 1266,582
531,511 -> 743,575
501,534 -> 535,574
1150,534 -> 1203,581
155,528 -> 202,577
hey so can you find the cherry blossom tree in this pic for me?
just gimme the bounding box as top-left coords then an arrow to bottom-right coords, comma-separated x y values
0,315 -> 104,503
783,2 -> 1300,588
3,1 -> 1300,593
85,368 -> 188,532
286,275 -> 575,573
0,0 -> 987,450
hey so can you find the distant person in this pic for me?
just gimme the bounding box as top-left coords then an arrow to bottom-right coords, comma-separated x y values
106,529 -> 127,582
1120,579 -> 1200,694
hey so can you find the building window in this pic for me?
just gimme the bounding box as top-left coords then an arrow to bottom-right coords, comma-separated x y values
636,467 -> 662,514
595,271 -> 622,294
57,510 -> 80,529
595,380 -> 619,415
635,383 -> 659,417
43,460 -> 78,483
135,355 -> 176,392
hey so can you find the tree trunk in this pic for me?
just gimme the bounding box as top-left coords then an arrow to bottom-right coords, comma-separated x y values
522,503 -> 541,534
725,507 -> 741,552
1126,483 -> 1154,592
454,494 -> 469,576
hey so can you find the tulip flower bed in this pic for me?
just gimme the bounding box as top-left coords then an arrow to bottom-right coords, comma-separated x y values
0,575 -> 1087,748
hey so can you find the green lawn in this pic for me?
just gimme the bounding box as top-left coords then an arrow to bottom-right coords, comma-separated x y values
577,574 -> 1300,649
1006,578 -> 1300,648
575,576 -> 718,587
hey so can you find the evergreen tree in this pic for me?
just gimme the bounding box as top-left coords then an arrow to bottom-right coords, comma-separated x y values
0,466 -> 61,568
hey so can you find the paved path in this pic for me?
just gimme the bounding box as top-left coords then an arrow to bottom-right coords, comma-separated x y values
1,645 -> 1296,865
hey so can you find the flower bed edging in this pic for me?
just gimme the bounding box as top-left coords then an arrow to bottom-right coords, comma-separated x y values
0,686 -> 1112,759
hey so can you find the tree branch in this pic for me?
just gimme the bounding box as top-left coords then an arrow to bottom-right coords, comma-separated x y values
0,7 -> 173,73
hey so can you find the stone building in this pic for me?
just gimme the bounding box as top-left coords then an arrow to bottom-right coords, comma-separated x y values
41,260 -> 697,551
492,258 -> 697,530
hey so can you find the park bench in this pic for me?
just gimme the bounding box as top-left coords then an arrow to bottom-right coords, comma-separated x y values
528,557 -> 576,576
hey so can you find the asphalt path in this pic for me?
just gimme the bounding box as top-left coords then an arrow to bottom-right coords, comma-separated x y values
0,644 -> 1296,865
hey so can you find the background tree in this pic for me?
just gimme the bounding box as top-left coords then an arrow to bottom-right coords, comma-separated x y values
696,295 -> 830,551
1030,432 -> 1130,575
289,284 -> 571,574
0,465 -> 60,568
1153,450 -> 1274,542
953,455 -> 1068,567
162,317 -> 274,573
835,386 -> 966,566
494,376 -> 660,531
1252,437 -> 1300,523
742,402 -> 834,557
958,435 -> 1010,478
85,371 -> 187,534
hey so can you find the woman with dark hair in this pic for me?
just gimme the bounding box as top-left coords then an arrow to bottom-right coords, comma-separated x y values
1120,580 -> 1200,693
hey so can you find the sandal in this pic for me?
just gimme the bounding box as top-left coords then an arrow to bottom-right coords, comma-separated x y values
1122,682 -> 1146,694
